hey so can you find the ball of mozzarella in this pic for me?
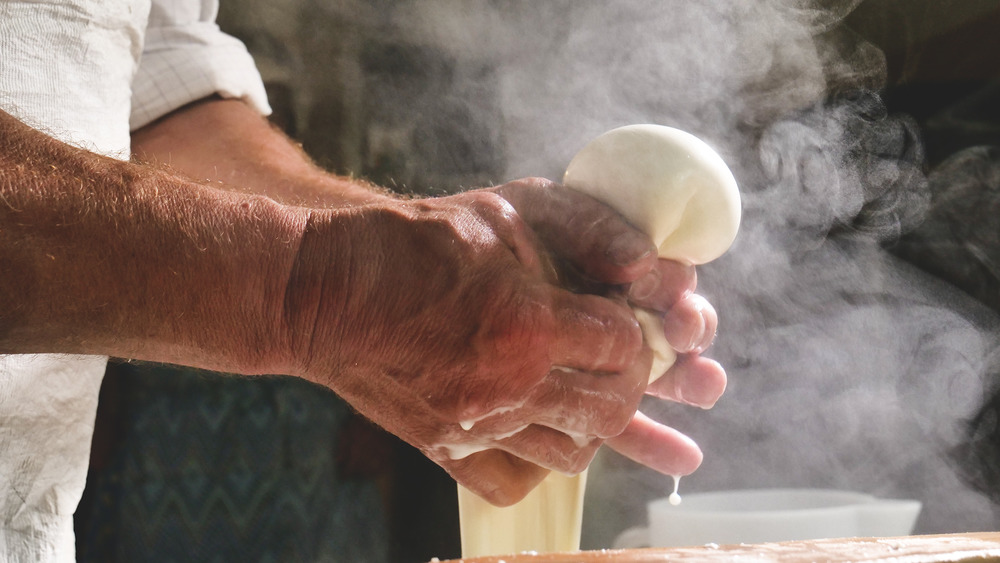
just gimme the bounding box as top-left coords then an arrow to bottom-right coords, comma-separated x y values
563,124 -> 741,382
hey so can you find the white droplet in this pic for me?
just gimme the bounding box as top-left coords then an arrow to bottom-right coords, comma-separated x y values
459,419 -> 475,431
669,475 -> 682,505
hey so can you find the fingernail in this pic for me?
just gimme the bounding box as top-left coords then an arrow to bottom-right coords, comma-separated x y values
629,270 -> 660,300
607,232 -> 654,266
689,297 -> 716,353
687,314 -> 707,353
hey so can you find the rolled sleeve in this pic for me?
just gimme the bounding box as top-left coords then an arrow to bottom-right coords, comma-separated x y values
130,0 -> 271,130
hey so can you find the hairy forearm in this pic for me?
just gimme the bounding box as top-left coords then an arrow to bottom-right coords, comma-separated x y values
130,97 -> 387,207
0,107 -> 307,373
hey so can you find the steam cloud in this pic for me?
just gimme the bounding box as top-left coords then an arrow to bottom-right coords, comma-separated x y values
380,0 -> 1000,543
226,0 -> 1000,547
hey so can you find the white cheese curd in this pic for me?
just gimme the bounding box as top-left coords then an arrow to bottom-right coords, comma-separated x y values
563,124 -> 740,266
564,124 -> 741,382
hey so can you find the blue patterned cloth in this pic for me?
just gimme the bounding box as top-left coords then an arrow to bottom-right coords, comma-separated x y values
77,364 -> 388,562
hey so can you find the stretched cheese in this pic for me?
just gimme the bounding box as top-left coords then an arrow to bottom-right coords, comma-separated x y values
563,124 -> 741,382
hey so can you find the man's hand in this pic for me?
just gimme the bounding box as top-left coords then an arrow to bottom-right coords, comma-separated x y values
494,178 -> 727,480
282,178 -> 726,505
1,97 -> 725,507
282,189 -> 653,505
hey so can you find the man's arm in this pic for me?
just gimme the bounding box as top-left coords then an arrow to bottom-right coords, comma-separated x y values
130,97 -> 381,207
0,106 -> 303,373
2,104 -> 678,505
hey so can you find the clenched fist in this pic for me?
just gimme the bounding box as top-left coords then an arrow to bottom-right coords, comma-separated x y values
281,178 -> 723,504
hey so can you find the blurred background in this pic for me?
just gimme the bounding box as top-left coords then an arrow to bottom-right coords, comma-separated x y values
75,0 -> 1000,561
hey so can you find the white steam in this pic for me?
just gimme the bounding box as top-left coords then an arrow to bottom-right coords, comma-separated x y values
390,0 -> 1000,543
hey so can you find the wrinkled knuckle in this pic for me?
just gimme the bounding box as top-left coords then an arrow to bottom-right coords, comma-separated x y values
469,192 -> 529,243
469,190 -> 518,220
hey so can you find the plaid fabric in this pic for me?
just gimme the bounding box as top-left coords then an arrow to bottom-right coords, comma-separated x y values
131,0 -> 271,130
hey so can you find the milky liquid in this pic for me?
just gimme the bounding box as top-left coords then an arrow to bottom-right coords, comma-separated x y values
669,474 -> 682,506
458,470 -> 588,557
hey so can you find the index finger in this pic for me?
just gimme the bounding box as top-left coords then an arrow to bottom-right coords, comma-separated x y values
606,410 -> 703,476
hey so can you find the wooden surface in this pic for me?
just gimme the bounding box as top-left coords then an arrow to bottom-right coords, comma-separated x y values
435,533 -> 1000,562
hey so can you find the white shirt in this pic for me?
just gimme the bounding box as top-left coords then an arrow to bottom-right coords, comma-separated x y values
0,1 -> 269,560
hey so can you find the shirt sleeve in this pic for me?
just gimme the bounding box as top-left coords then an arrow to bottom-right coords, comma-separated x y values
130,0 -> 271,130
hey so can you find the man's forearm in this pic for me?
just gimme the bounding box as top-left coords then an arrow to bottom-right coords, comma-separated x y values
0,107 -> 307,374
130,97 -> 387,207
